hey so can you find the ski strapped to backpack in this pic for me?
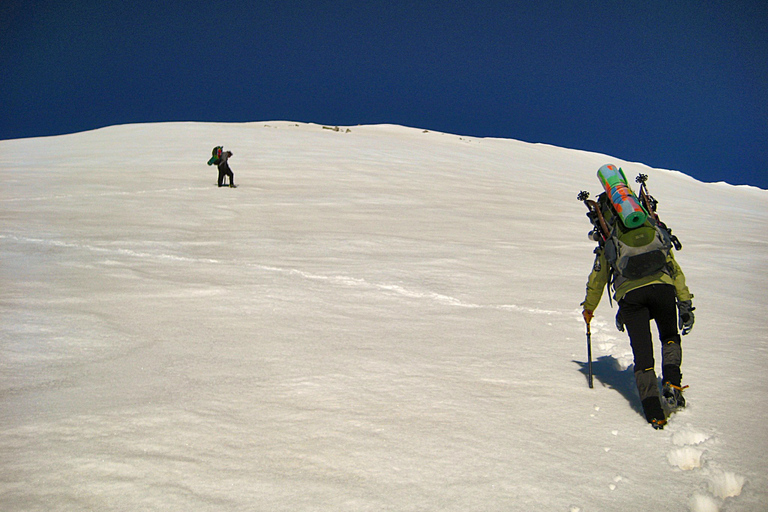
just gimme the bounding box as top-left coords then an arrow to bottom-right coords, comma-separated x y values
578,165 -> 683,296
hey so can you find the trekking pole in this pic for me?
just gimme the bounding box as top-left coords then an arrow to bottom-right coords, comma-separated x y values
586,321 -> 594,389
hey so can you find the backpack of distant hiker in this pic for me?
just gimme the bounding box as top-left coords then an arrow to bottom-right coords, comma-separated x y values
579,165 -> 682,290
207,146 -> 223,166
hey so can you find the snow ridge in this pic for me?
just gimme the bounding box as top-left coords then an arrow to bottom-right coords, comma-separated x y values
3,234 -> 562,318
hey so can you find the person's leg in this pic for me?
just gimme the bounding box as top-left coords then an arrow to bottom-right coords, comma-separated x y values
620,287 -> 665,424
220,163 -> 234,186
646,284 -> 682,386
620,289 -> 656,393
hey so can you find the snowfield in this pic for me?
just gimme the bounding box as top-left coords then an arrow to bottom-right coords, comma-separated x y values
1,122 -> 767,511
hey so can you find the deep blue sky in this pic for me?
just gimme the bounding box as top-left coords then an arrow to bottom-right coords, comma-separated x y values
2,1 -> 766,188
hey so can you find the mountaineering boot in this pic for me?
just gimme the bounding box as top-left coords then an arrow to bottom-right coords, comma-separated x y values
662,363 -> 686,409
642,397 -> 667,430
662,382 -> 687,409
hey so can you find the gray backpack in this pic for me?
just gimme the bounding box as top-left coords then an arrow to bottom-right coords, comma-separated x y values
599,194 -> 673,284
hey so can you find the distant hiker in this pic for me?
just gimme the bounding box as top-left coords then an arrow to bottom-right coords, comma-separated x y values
579,164 -> 694,430
207,146 -> 237,188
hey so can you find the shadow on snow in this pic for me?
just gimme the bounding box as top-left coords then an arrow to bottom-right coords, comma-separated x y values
573,355 -> 644,418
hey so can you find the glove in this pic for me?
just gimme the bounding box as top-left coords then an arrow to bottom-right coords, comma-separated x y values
615,311 -> 625,332
582,309 -> 594,324
678,300 -> 695,335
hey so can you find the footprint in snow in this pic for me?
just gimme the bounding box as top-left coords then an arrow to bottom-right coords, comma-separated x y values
688,471 -> 746,512
672,428 -> 710,447
667,445 -> 704,470
664,425 -> 747,510
667,426 -> 710,471
688,493 -> 720,512
707,470 -> 746,499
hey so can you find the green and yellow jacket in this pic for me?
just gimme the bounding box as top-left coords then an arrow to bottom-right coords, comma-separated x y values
581,248 -> 693,312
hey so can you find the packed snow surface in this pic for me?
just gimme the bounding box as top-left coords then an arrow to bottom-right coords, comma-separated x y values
1,122 -> 767,511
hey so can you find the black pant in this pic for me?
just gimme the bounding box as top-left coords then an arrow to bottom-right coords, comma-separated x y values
618,284 -> 682,399
217,163 -> 234,186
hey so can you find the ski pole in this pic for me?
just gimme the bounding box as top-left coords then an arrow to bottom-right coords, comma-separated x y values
586,321 -> 594,388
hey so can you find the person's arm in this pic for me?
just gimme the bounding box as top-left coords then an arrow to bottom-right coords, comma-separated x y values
581,248 -> 609,317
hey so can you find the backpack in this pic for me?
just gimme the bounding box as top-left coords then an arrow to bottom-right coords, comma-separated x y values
207,146 -> 223,166
579,167 -> 681,291
599,193 -> 673,282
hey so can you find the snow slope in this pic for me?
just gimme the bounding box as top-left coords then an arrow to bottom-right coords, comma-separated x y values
1,122 -> 767,511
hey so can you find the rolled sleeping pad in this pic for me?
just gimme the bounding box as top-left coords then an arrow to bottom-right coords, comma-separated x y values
597,164 -> 647,228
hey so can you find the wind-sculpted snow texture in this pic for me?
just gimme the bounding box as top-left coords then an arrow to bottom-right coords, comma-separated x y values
1,122 -> 766,511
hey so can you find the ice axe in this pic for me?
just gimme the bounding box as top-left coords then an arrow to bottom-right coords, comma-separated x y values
586,321 -> 594,389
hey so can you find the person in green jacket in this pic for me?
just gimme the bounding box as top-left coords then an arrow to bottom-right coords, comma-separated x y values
581,242 -> 695,429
